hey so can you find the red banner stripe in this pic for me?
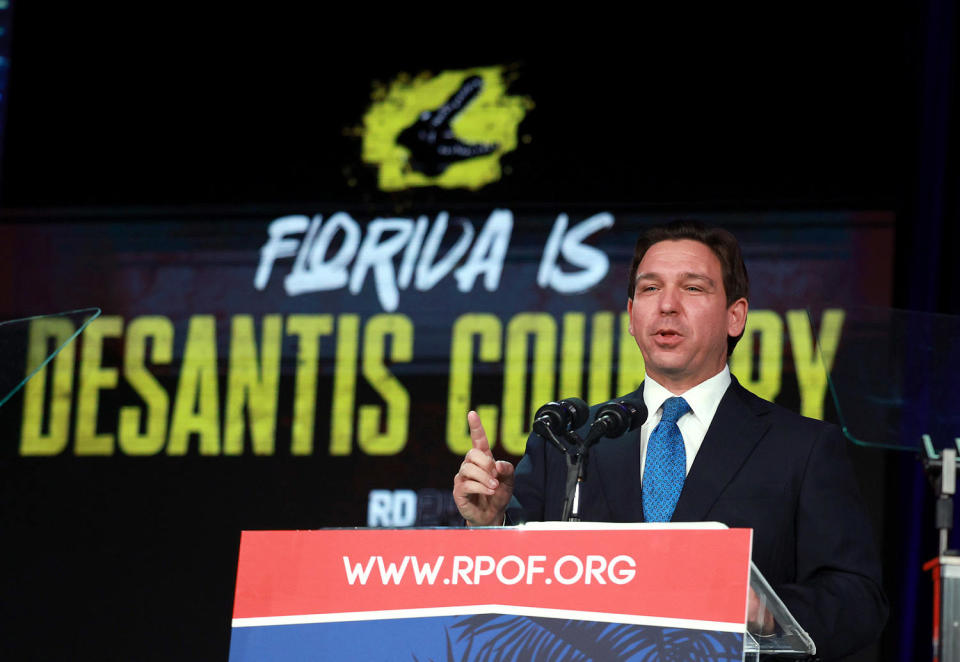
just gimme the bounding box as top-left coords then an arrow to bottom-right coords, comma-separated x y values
233,525 -> 752,625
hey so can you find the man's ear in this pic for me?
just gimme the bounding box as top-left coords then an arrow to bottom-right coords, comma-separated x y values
627,298 -> 635,337
727,298 -> 748,337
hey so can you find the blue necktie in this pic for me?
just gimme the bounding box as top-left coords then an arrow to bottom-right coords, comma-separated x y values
642,396 -> 691,522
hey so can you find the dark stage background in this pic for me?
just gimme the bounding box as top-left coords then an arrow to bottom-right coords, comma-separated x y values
1,5 -> 956,661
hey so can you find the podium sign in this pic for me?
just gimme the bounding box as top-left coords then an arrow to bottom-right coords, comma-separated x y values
230,523 -> 753,661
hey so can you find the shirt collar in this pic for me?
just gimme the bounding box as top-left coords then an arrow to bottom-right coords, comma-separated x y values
643,365 -> 732,424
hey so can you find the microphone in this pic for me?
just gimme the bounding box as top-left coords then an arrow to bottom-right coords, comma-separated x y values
532,398 -> 589,450
586,398 -> 648,444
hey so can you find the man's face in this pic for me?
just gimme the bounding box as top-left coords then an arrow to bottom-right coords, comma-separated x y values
628,239 -> 748,393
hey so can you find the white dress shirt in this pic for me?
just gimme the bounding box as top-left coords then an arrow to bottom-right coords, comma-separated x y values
639,365 -> 732,478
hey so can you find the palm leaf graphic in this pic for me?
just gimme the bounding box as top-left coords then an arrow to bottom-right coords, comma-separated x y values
447,614 -> 742,662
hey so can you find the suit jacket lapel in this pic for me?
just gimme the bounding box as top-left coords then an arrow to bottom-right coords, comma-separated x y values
671,379 -> 770,522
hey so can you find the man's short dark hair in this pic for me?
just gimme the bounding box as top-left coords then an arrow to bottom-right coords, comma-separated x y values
627,220 -> 750,356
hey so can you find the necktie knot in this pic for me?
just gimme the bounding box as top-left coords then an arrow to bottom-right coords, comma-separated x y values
660,396 -> 690,424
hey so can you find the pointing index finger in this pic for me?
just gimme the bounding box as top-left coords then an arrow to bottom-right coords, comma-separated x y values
467,411 -> 492,455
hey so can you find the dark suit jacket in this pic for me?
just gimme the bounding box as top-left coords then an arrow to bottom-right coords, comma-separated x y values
507,377 -> 888,661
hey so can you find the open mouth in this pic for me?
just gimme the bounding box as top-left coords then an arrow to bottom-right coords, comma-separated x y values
654,329 -> 683,344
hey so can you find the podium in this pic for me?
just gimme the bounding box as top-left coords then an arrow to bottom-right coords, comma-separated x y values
229,523 -> 814,661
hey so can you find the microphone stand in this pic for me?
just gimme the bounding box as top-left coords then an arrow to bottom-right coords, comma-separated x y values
560,428 -> 607,522
531,418 -> 582,522
534,399 -> 646,522
560,439 -> 584,522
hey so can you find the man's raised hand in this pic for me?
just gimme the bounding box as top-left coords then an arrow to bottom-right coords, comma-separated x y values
452,411 -> 515,526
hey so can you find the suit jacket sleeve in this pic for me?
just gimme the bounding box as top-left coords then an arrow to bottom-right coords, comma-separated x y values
772,423 -> 888,661
506,429 -> 548,524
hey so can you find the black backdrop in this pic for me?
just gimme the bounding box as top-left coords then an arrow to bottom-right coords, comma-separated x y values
0,6 -> 940,661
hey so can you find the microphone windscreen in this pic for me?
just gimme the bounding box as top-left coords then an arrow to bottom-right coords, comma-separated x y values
621,398 -> 648,430
563,397 -> 590,428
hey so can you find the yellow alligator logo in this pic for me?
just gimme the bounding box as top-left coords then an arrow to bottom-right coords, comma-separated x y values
361,66 -> 532,192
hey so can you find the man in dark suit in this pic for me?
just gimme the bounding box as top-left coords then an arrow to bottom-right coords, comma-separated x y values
453,220 -> 887,660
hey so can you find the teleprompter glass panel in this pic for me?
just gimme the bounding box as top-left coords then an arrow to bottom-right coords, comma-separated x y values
0,308 -> 101,410
810,306 -> 960,452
